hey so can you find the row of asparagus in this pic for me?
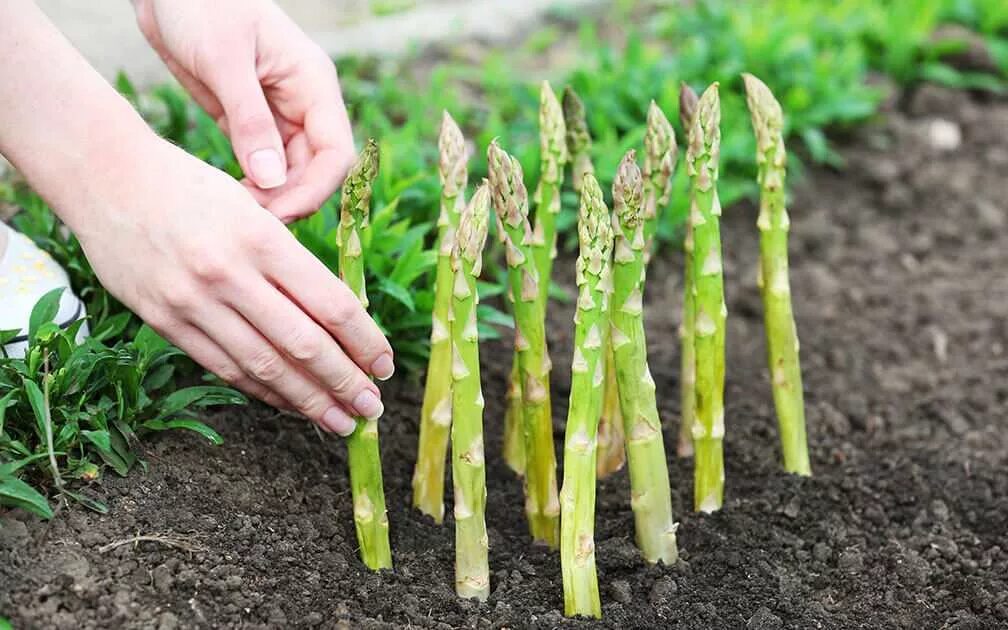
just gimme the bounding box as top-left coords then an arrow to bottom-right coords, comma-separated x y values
335,74 -> 810,617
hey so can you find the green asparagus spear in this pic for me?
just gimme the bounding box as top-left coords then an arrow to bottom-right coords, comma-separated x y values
337,139 -> 392,569
559,173 -> 613,618
642,101 -> 677,262
563,86 -> 594,195
414,112 -> 469,522
610,151 -> 679,564
451,182 -> 492,601
742,74 -> 811,476
562,86 -> 625,478
687,85 -> 727,513
677,83 -> 700,459
488,140 -> 560,547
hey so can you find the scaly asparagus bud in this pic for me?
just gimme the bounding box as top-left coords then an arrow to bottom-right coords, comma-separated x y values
679,82 -> 699,132
414,112 -> 470,523
643,101 -> 677,243
562,86 -> 595,194
610,151 -> 679,563
687,85 -> 727,513
488,141 -> 560,548
742,73 -> 811,477
337,139 -> 392,570
451,182 -> 491,601
559,173 -> 612,618
677,82 -> 700,459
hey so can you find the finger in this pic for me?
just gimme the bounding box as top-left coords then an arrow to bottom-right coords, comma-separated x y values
257,236 -> 395,380
265,147 -> 351,222
241,131 -> 313,216
227,280 -> 386,420
203,56 -> 287,190
153,320 -> 291,413
194,304 -> 360,435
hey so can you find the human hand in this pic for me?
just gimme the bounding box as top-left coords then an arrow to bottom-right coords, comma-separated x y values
74,138 -> 393,436
132,0 -> 354,222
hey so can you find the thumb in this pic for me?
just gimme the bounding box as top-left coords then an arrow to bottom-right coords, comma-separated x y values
209,62 -> 287,190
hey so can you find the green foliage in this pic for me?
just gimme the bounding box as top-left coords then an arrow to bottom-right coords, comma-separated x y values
0,290 -> 244,518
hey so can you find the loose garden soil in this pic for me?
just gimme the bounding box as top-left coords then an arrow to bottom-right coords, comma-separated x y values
2,85 -> 1007,629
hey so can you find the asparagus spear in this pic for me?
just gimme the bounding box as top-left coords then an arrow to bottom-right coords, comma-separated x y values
502,81 -> 568,477
337,139 -> 392,569
610,151 -> 678,564
451,182 -> 492,601
413,112 -> 469,522
642,101 -> 677,262
742,74 -> 811,476
559,173 -> 613,618
488,141 -> 560,547
677,83 -> 700,459
687,85 -> 727,513
562,86 -> 625,479
563,86 -> 594,194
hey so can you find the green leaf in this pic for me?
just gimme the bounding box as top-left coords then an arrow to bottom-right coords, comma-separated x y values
28,288 -> 64,340
61,488 -> 108,514
22,378 -> 48,439
142,418 -> 223,445
0,474 -> 53,519
376,278 -> 416,311
81,429 -> 130,476
90,312 -> 133,342
156,386 -> 245,417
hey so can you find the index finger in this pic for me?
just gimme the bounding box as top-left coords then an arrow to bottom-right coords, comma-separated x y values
261,230 -> 395,380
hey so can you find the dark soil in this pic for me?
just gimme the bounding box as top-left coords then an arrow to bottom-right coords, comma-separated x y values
3,85 -> 1008,629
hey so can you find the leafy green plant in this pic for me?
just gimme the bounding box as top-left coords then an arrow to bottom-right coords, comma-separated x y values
0,290 -> 244,518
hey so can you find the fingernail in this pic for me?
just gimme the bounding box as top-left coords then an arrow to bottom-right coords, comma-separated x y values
248,149 -> 287,189
371,354 -> 395,381
323,407 -> 356,437
353,390 -> 383,420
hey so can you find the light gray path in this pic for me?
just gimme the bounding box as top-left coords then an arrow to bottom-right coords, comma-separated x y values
37,0 -> 604,87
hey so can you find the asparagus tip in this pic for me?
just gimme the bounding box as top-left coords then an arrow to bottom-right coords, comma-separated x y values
742,73 -> 784,152
613,151 -> 644,228
678,82 -> 700,131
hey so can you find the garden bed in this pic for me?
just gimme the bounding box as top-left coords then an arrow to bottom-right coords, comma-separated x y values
2,84 -> 1007,629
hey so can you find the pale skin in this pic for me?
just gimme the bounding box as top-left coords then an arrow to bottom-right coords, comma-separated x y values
0,0 -> 393,436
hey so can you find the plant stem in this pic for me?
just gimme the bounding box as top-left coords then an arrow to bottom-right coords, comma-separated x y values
560,173 -> 612,618
413,112 -> 469,522
610,152 -> 678,564
338,139 -> 392,569
488,141 -> 560,548
451,182 -> 491,600
687,85 -> 727,513
503,81 -> 567,477
743,74 -> 811,476
563,85 -> 624,478
677,83 -> 700,459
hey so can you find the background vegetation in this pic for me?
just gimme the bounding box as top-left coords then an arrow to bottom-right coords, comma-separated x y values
2,0 -> 1007,517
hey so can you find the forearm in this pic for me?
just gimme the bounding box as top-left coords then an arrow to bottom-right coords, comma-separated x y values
0,0 -> 156,232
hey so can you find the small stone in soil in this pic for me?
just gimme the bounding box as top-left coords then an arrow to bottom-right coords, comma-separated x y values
610,579 -> 632,605
649,576 -> 677,605
747,606 -> 783,630
839,549 -> 864,573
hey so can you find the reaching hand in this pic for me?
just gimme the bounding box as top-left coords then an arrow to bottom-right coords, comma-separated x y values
133,0 -> 355,222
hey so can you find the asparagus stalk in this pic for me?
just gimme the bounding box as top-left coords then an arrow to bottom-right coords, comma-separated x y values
742,74 -> 812,476
451,182 -> 492,601
413,112 -> 469,522
642,101 -> 677,262
488,141 -> 560,547
502,81 -> 567,477
337,139 -> 392,569
562,86 -> 625,479
610,151 -> 678,564
559,173 -> 613,618
677,83 -> 700,459
687,85 -> 727,513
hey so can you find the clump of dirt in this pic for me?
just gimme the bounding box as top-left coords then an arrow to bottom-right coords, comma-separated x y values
2,85 -> 1007,629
